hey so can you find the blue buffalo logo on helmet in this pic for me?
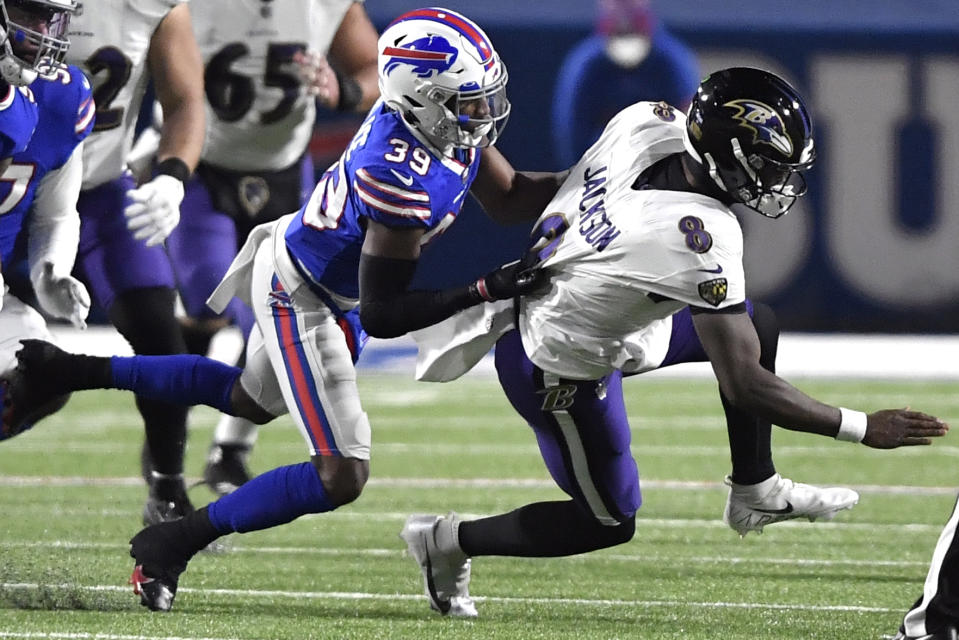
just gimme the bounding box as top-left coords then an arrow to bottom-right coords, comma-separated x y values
383,35 -> 458,78
724,99 -> 794,157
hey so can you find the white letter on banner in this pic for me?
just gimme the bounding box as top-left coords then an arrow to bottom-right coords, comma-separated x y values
812,55 -> 959,306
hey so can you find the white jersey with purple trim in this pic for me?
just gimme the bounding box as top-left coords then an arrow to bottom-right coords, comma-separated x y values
191,0 -> 357,172
519,101 -> 747,380
66,0 -> 186,189
283,100 -> 477,307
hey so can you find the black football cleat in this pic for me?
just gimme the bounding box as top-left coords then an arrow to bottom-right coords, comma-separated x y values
142,481 -> 196,527
203,444 -> 253,496
1,340 -> 72,440
129,522 -> 190,612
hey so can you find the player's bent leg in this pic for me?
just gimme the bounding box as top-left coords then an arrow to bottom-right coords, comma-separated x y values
722,473 -> 859,537
399,330 -> 641,616
130,454 -> 353,612
494,329 -> 641,527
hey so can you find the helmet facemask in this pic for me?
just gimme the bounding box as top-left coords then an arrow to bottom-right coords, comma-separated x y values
0,0 -> 77,86
723,138 -> 813,218
684,67 -> 816,219
423,70 -> 510,148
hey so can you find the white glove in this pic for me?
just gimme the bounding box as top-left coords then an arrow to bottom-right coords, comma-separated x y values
123,174 -> 184,247
33,263 -> 90,330
293,49 -> 339,109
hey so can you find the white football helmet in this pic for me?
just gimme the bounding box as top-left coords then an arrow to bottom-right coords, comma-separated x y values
0,0 -> 79,86
378,7 -> 510,152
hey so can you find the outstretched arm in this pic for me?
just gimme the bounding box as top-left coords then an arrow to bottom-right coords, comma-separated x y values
691,307 -> 947,448
470,146 -> 569,225
358,220 -> 543,338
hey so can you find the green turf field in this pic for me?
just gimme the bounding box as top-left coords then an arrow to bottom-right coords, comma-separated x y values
0,373 -> 956,639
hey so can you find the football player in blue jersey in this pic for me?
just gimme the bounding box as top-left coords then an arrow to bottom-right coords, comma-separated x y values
1,7 -> 560,612
0,0 -> 94,438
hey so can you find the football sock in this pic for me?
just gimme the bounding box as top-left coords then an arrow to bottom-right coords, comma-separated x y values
110,354 -> 240,415
164,506 -> 222,559
722,392 -> 775,485
109,287 -> 190,477
206,461 -> 334,534
726,302 -> 779,485
457,500 -> 634,557
148,472 -> 188,502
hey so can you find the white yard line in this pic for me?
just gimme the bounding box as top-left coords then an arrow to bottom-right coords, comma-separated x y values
0,475 -> 955,496
0,539 -> 932,568
0,582 -> 901,615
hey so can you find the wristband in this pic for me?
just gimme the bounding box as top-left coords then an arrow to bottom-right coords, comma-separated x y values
156,157 -> 191,183
334,68 -> 362,112
836,407 -> 868,443
468,277 -> 495,303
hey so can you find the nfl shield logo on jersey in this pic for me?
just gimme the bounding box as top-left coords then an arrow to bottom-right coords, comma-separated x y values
698,278 -> 729,307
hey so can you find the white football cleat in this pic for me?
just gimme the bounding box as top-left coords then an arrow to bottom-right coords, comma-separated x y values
723,473 -> 859,537
400,512 -> 478,618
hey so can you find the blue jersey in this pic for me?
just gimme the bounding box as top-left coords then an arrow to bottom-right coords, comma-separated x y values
284,102 -> 480,302
0,83 -> 38,159
0,65 -> 95,265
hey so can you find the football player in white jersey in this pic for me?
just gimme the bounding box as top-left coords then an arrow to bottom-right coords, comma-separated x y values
396,67 -> 949,617
164,0 -> 379,497
2,7 -> 551,614
66,2 -> 206,524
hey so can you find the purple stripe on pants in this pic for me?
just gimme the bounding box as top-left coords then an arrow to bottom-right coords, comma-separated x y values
494,329 -> 641,522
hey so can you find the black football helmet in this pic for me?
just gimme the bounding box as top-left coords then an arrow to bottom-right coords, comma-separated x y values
683,67 -> 816,218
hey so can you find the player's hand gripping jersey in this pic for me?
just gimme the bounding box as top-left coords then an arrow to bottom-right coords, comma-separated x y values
283,101 -> 479,308
66,0 -> 186,189
520,101 -> 747,380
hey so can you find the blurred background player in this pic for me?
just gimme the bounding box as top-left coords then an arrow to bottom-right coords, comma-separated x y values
0,0 -> 94,437
66,1 -> 206,524
161,0 -> 379,497
401,68 -> 949,617
892,494 -> 959,640
551,0 -> 700,169
4,6 -> 547,612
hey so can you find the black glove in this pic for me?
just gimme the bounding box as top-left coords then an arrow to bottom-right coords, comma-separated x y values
469,259 -> 548,302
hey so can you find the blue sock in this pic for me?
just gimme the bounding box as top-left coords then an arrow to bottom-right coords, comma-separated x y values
110,354 -> 240,415
207,461 -> 335,533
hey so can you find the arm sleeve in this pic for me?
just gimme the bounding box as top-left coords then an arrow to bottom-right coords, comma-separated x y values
358,253 -> 481,339
27,142 -> 84,285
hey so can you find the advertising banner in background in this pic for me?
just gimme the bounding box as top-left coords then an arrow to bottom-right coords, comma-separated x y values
344,2 -> 959,332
